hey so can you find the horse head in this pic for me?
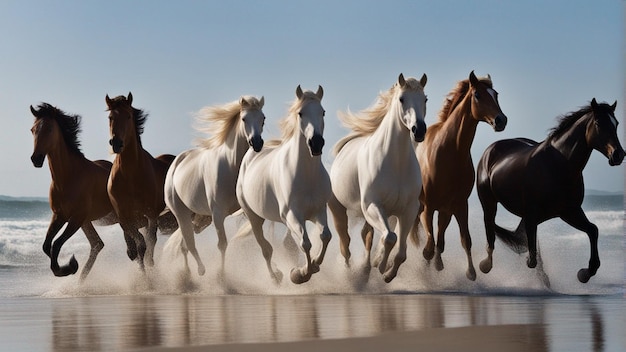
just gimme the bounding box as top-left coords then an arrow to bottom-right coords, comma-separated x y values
395,73 -> 428,142
589,98 -> 624,166
106,92 -> 139,154
239,95 -> 265,152
295,85 -> 325,156
468,71 -> 507,132
29,105 -> 54,167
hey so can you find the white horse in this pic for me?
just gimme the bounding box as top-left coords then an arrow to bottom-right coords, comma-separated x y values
163,96 -> 266,276
236,85 -> 331,284
328,73 -> 427,283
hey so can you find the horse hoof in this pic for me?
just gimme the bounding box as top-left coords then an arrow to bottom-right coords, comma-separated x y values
466,267 -> 476,281
479,259 -> 492,274
290,268 -> 310,284
423,247 -> 435,261
197,265 -> 206,276
273,270 -> 284,284
577,269 -> 591,283
127,249 -> 138,261
434,257 -> 444,271
527,256 -> 537,269
69,255 -> 79,275
311,263 -> 320,274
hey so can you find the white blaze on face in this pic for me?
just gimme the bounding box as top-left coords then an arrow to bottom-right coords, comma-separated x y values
608,113 -> 618,129
487,88 -> 497,103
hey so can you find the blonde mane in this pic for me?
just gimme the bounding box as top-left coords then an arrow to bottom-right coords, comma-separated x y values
437,76 -> 492,123
272,90 -> 322,145
194,96 -> 264,149
333,77 -> 425,155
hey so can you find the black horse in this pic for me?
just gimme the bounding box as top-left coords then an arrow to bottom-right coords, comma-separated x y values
476,99 -> 624,284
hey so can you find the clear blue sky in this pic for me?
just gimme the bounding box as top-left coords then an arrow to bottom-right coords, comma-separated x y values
1,1 -> 623,197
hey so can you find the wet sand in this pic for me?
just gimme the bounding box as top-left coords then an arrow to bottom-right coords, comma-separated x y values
1,293 -> 624,351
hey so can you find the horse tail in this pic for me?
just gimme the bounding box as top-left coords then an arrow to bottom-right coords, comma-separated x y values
233,220 -> 253,240
494,219 -> 528,254
162,228 -> 185,260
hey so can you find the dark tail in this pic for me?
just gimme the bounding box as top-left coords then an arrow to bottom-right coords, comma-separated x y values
494,219 -> 528,254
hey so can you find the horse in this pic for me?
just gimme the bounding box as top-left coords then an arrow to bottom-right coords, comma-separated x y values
236,85 -> 331,284
477,98 -> 624,284
163,95 -> 266,277
29,103 -> 117,281
106,92 -> 176,269
328,73 -> 428,283
411,71 -> 508,281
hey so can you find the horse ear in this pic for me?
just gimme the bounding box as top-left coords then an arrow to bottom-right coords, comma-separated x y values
591,98 -> 598,109
469,70 -> 478,86
259,96 -> 265,108
239,96 -> 249,109
296,85 -> 303,99
127,92 -> 133,105
105,94 -> 113,108
487,73 -> 492,81
611,100 -> 617,111
398,73 -> 406,87
316,85 -> 324,100
30,105 -> 39,117
420,73 -> 427,87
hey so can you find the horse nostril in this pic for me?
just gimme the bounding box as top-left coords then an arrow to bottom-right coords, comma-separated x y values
109,139 -> 114,146
411,126 -> 417,134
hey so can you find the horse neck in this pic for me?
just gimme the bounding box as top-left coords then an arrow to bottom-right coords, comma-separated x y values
114,133 -> 144,168
370,106 -> 414,160
46,142 -> 83,191
222,125 -> 249,168
549,117 -> 593,172
286,129 -> 322,172
443,94 -> 479,154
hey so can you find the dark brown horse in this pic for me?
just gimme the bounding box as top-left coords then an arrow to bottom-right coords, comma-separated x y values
477,99 -> 624,283
410,71 -> 508,281
106,92 -> 175,269
30,103 -> 116,280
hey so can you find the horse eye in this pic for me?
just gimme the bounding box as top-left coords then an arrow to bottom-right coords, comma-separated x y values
474,92 -> 480,100
399,97 -> 405,104
323,110 -> 326,116
298,112 -> 302,117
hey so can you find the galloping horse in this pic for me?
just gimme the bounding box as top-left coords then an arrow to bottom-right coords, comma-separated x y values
477,99 -> 624,283
163,96 -> 266,277
329,73 -> 428,283
236,85 -> 331,284
106,92 -> 175,269
30,103 -> 116,281
412,71 -> 507,281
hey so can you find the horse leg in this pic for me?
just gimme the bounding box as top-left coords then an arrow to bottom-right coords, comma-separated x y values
361,222 -> 374,267
120,220 -> 146,270
50,219 -> 82,277
382,213 -> 414,283
364,203 -> 395,275
433,211 -> 452,272
283,211 -> 313,284
310,211 -> 332,274
454,203 -> 476,281
179,212 -> 206,276
421,206 -> 435,262
328,194 -> 351,266
524,219 -> 539,269
560,208 -> 599,283
79,222 -> 104,282
212,211 -> 228,279
478,192 -> 498,274
43,214 -> 65,258
248,213 -> 282,284
143,217 -> 158,267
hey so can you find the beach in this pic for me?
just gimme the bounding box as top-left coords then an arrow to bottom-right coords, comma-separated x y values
0,195 -> 623,351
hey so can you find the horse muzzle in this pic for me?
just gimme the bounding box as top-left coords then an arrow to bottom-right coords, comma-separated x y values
109,137 -> 124,153
608,148 -> 625,166
492,114 -> 508,132
31,154 -> 45,168
249,136 -> 264,153
412,121 -> 427,143
308,134 -> 325,156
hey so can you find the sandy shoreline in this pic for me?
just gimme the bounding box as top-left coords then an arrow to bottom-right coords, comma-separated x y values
141,324 -> 547,352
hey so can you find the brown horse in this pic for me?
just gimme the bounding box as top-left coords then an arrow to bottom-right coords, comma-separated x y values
106,92 -> 175,269
411,71 -> 508,281
477,99 -> 624,284
30,103 -> 117,281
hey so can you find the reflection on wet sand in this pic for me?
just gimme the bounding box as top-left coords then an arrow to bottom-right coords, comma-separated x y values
1,294 -> 619,351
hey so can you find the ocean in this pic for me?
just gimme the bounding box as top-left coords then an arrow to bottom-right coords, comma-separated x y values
0,194 -> 624,351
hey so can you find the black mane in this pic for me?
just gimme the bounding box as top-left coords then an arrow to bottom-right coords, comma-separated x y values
34,103 -> 83,156
547,101 -> 612,140
107,95 -> 148,142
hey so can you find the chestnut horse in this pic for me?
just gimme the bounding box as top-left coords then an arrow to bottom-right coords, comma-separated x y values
411,71 -> 508,281
30,103 -> 116,281
106,92 -> 175,269
477,99 -> 624,284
